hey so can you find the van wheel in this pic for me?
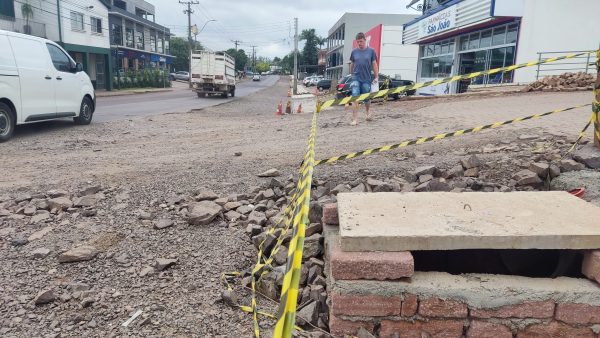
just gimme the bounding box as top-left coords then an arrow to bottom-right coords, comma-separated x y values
0,102 -> 15,142
74,97 -> 93,125
221,91 -> 228,98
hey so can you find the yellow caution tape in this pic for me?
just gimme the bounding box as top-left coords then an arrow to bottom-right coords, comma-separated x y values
314,104 -> 591,166
319,51 -> 597,111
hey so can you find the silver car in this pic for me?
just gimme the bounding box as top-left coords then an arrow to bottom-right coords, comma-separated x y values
170,71 -> 189,81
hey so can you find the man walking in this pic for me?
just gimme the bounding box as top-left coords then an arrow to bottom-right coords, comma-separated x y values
349,32 -> 379,125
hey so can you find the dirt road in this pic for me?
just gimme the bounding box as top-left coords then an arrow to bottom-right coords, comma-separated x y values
0,76 -> 595,337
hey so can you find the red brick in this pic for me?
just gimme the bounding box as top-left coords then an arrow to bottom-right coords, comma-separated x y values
322,203 -> 339,225
471,300 -> 555,319
331,293 -> 401,317
329,313 -> 375,337
582,250 -> 600,284
467,320 -> 512,338
380,319 -> 464,338
329,238 -> 413,280
555,303 -> 600,324
418,298 -> 468,318
517,321 -> 594,338
401,294 -> 418,317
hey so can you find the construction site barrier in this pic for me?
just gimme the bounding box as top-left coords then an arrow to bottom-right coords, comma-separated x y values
223,51 -> 600,338
319,51 -> 596,111
314,104 -> 591,166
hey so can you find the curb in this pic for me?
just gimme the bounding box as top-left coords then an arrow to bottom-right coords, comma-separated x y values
96,88 -> 174,98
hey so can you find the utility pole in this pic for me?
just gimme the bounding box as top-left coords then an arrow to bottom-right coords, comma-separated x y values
56,0 -> 62,44
231,40 -> 242,50
179,0 -> 198,88
251,45 -> 257,74
293,17 -> 298,95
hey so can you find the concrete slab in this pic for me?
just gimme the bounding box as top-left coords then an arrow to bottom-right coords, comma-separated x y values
338,192 -> 600,252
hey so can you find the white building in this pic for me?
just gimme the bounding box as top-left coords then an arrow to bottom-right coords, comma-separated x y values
326,13 -> 418,81
402,0 -> 600,95
0,0 -> 113,89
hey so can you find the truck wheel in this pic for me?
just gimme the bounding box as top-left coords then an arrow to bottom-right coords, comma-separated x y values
74,97 -> 93,125
230,88 -> 235,97
197,92 -> 206,98
0,102 -> 15,143
221,91 -> 228,98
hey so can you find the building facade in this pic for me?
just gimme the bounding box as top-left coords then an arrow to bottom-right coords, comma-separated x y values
325,13 -> 418,81
106,0 -> 172,76
0,0 -> 113,90
403,0 -> 600,95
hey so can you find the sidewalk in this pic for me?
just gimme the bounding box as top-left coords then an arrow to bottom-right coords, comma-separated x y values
95,87 -> 173,97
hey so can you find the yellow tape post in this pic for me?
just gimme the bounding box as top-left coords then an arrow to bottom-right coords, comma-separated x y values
314,104 -> 591,166
319,51 -> 597,111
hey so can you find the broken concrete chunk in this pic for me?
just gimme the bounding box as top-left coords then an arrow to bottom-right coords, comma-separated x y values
188,201 -> 222,226
513,169 -> 543,186
58,246 -> 99,263
257,168 -> 281,177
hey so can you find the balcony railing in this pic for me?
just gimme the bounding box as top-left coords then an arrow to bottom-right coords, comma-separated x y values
0,18 -> 46,38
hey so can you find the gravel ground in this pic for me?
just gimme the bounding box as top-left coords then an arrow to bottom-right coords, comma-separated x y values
0,76 -> 597,337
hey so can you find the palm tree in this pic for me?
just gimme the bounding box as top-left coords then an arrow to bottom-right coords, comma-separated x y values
316,36 -> 326,50
21,1 -> 34,35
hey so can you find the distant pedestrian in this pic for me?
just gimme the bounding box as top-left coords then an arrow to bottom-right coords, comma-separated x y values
349,32 -> 379,126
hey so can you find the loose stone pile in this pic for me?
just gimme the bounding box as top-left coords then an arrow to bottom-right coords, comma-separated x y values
523,72 -> 595,92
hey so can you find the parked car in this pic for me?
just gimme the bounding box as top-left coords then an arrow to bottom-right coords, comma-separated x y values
307,76 -> 323,87
316,79 -> 332,91
302,75 -> 316,86
0,30 -> 96,142
169,71 -> 189,81
252,74 -> 261,81
336,74 -> 416,99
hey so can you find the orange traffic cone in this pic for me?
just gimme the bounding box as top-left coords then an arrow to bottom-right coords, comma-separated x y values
285,100 -> 292,114
276,101 -> 282,116
296,103 -> 302,114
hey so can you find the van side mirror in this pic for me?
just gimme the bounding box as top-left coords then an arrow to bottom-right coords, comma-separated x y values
75,63 -> 83,72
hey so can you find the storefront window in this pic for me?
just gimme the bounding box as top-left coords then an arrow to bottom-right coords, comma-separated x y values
492,26 -> 506,46
480,30 -> 492,48
468,33 -> 479,50
421,55 -> 453,78
164,39 -> 170,54
506,24 -> 518,44
157,36 -> 164,54
459,22 -> 519,52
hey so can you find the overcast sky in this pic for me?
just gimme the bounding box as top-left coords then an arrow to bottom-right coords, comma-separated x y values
150,0 -> 420,58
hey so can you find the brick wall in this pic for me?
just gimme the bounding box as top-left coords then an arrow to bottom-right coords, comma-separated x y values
330,294 -> 600,338
323,202 -> 600,338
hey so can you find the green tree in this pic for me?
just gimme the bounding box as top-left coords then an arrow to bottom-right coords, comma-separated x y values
316,36 -> 326,49
226,48 -> 249,72
170,37 -> 203,72
280,52 -> 294,73
300,28 -> 318,71
256,61 -> 270,73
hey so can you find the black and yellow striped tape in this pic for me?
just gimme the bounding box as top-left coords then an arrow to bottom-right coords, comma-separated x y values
273,107 -> 318,338
314,104 -> 591,166
319,51 -> 596,110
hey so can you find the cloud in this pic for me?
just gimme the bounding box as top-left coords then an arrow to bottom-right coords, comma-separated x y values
152,0 -> 418,58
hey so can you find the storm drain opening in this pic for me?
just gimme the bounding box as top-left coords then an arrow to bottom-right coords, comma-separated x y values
412,249 -> 585,278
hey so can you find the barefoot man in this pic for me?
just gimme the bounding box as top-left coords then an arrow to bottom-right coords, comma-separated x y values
349,32 -> 379,125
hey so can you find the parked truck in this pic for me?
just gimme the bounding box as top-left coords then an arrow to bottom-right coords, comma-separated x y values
191,51 -> 236,98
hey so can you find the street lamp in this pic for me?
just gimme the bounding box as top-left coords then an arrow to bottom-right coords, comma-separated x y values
192,20 -> 216,46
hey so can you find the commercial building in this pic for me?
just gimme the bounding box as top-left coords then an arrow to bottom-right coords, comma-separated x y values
0,0 -> 114,90
402,0 -> 600,95
106,0 -> 173,74
326,13 -> 418,81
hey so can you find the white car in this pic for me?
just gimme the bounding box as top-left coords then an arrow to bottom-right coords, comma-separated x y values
0,30 -> 95,142
252,74 -> 261,81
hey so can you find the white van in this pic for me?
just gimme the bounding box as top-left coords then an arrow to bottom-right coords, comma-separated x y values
0,30 -> 96,142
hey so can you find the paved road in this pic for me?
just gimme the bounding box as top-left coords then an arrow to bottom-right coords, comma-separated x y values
94,75 -> 279,122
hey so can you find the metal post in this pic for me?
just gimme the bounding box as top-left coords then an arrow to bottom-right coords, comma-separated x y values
293,17 -> 298,95
179,0 -> 198,89
535,52 -> 542,81
585,53 -> 591,74
56,0 -> 62,44
594,50 -> 600,149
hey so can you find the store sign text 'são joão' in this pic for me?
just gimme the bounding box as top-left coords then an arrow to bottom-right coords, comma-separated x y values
419,5 -> 456,39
